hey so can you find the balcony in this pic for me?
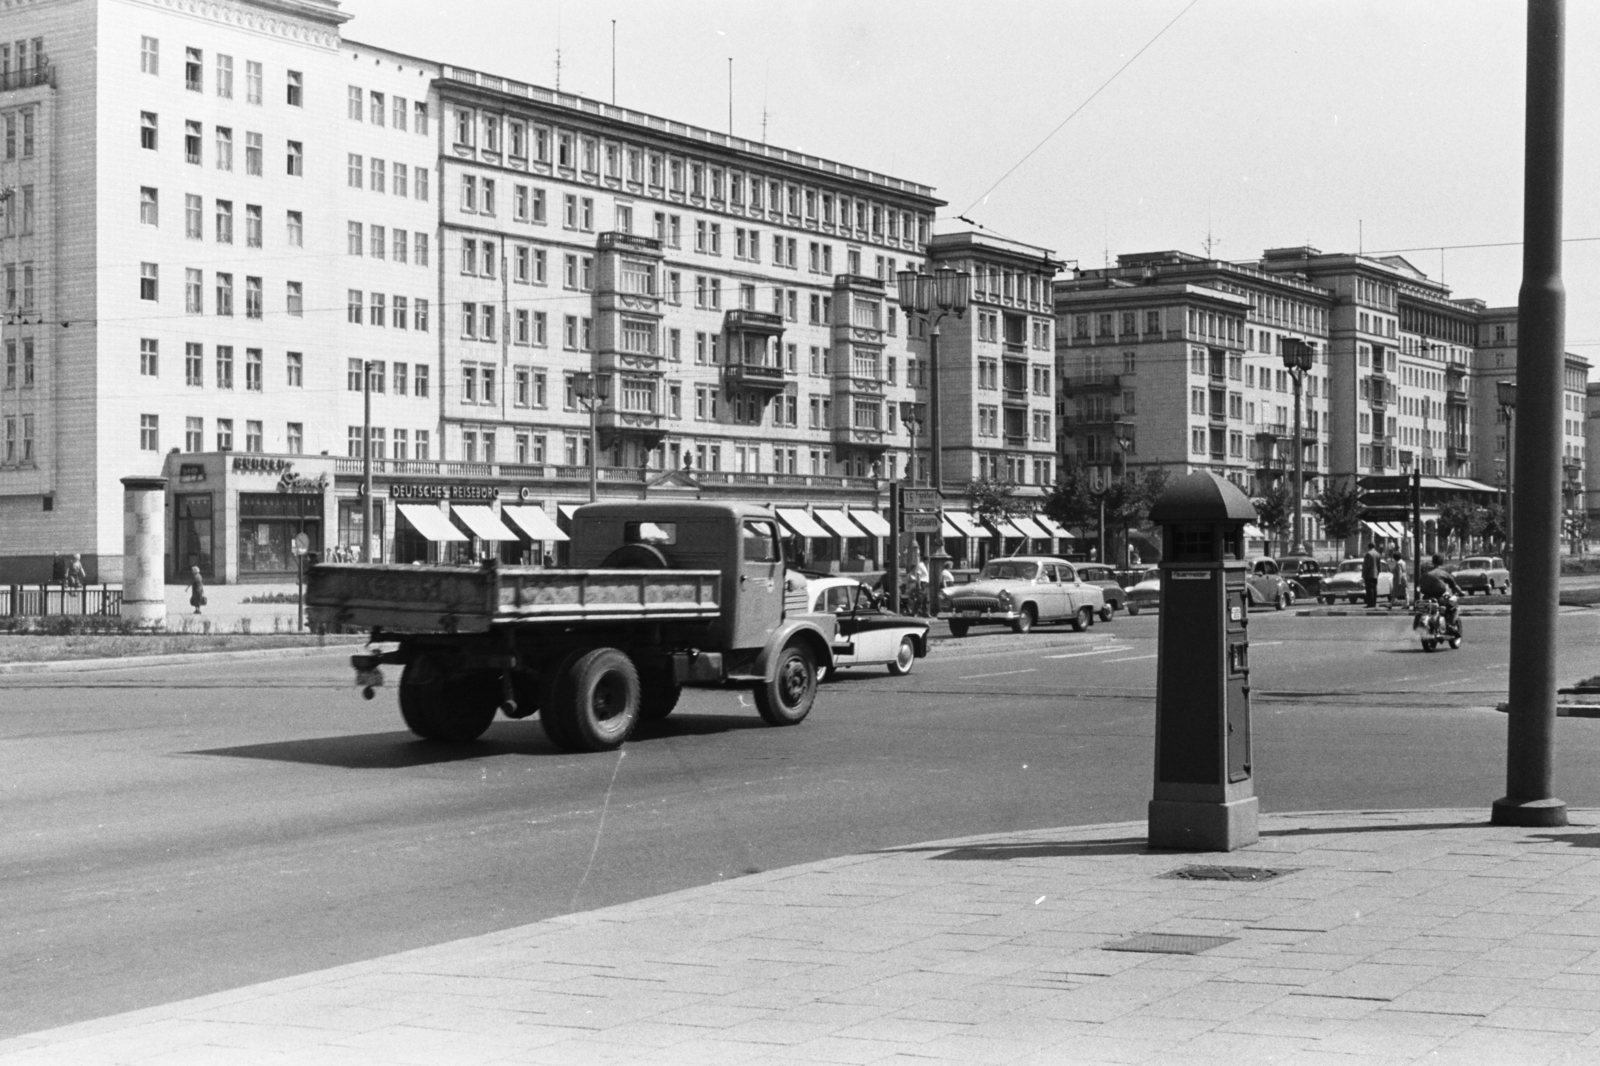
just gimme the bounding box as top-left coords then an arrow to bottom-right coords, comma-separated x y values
830,424 -> 886,449
1446,387 -> 1468,405
1256,422 -> 1287,439
723,360 -> 789,392
1209,409 -> 1229,426
1070,373 -> 1121,393
0,62 -> 53,93
1446,356 -> 1469,376
597,231 -> 662,253
724,308 -> 784,335
1256,455 -> 1286,475
1003,387 -> 1029,407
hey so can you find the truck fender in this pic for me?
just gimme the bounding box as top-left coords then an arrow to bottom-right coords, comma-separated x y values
754,619 -> 835,682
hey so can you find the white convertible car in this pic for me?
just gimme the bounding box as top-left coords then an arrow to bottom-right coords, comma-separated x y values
805,576 -> 931,679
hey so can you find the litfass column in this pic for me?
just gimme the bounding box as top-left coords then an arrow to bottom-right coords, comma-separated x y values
1147,472 -> 1259,851
120,476 -> 168,627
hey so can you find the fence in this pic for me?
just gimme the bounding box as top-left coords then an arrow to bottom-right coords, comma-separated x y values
1,585 -> 123,617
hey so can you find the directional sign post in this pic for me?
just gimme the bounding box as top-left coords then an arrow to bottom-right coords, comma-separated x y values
901,511 -> 941,534
292,532 -> 310,631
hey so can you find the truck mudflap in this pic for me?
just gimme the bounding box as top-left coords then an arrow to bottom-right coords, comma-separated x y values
749,619 -> 836,683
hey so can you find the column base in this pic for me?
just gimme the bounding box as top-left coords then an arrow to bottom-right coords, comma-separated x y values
1490,796 -> 1569,827
121,601 -> 167,627
1148,796 -> 1258,852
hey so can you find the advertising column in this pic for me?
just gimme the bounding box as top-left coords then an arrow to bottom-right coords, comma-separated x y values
120,476 -> 168,626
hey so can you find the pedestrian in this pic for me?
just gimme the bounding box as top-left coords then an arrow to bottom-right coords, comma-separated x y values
65,553 -> 87,590
1389,550 -> 1408,608
542,552 -> 555,569
188,566 -> 206,614
1361,541 -> 1381,609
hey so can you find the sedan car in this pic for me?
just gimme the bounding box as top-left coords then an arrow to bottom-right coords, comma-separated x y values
943,556 -> 1106,636
1453,556 -> 1510,595
1123,567 -> 1161,615
1074,563 -> 1127,619
1244,557 -> 1295,610
806,576 -> 930,678
1276,555 -> 1325,601
1319,559 -> 1392,604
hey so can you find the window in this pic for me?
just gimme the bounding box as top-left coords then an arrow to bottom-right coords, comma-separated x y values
215,127 -> 232,171
141,36 -> 159,75
246,60 -> 262,104
139,338 -> 158,377
286,351 -> 302,387
347,289 -> 363,324
214,200 -> 233,244
393,162 -> 407,196
414,166 -> 429,201
185,47 -> 202,91
246,131 -> 262,175
185,417 -> 202,453
414,299 -> 429,331
139,186 -> 159,227
347,221 -> 363,256
286,70 -> 302,107
347,84 -> 363,121
140,111 -> 158,150
216,418 -> 233,452
370,292 -> 386,327
215,345 -> 234,389
393,295 -> 407,327
369,90 -> 385,126
245,276 -> 262,319
415,232 -> 429,266
245,203 -> 262,246
186,343 -> 203,386
140,262 -> 159,301
216,54 -> 233,98
185,120 -> 201,164
140,414 -> 159,451
245,349 -> 262,392
286,210 -> 303,247
371,224 -> 386,259
286,140 -> 302,176
347,152 -> 363,188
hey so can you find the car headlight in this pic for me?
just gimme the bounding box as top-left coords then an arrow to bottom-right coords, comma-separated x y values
997,590 -> 1013,609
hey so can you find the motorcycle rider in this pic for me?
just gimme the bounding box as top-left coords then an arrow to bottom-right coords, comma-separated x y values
1417,553 -> 1463,635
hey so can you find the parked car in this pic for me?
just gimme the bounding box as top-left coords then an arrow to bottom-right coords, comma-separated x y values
806,576 -> 930,679
943,556 -> 1106,636
1244,557 -> 1295,609
1453,556 -> 1511,595
1320,559 -> 1392,604
1124,567 -> 1161,615
1074,563 -> 1127,620
1276,555 -> 1325,601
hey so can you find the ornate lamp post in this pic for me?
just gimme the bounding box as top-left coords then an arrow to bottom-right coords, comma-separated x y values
1498,378 -> 1517,555
1114,422 -> 1134,566
899,401 -> 927,486
895,267 -> 970,595
573,371 -> 612,504
1281,338 -> 1315,556
888,401 -> 928,614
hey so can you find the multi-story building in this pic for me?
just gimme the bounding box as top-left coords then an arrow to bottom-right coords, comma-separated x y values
1057,246 -> 1588,551
1,0 -> 1066,583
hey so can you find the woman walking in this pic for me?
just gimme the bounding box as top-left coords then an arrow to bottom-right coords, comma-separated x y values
188,566 -> 206,614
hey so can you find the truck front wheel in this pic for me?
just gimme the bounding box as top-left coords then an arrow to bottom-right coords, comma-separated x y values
551,647 -> 640,751
399,654 -> 498,742
753,643 -> 817,726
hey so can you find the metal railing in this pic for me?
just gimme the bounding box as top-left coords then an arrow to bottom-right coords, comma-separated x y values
2,585 -> 123,617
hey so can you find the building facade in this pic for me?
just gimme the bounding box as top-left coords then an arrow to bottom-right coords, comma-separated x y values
0,0 -> 1063,583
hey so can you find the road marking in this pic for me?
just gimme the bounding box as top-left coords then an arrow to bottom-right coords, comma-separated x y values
958,668 -> 1039,680
1106,654 -> 1157,663
1043,647 -> 1132,659
1253,641 -> 1284,646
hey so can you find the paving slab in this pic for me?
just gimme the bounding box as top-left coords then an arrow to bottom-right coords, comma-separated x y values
4,809 -> 1600,1065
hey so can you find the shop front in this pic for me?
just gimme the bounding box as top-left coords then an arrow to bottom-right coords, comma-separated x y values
160,453 -> 336,584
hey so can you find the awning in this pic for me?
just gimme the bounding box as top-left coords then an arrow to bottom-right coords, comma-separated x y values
557,504 -> 583,520
986,517 -> 1026,539
1034,514 -> 1072,539
944,511 -> 987,538
1244,523 -> 1266,540
814,509 -> 867,538
398,503 -> 469,542
850,510 -> 892,537
1011,516 -> 1051,539
452,504 -> 520,541
501,505 -> 569,542
775,508 -> 832,538
941,515 -> 965,539
1363,520 -> 1407,540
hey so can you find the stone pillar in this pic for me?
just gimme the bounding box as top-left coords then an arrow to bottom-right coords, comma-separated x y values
121,476 -> 168,626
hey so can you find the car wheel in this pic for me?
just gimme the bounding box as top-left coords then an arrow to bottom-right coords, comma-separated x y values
947,620 -> 969,638
1070,606 -> 1093,632
1126,605 -> 1140,616
1098,602 -> 1115,622
1319,596 -> 1332,605
1011,605 -> 1035,635
888,636 -> 916,676
1275,591 -> 1288,611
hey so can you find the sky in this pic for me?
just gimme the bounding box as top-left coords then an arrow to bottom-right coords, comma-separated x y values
337,0 -> 1600,364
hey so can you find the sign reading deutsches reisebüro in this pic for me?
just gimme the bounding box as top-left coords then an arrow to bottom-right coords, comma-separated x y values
388,482 -> 500,501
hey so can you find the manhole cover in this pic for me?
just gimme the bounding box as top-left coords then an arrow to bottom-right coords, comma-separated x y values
1163,865 -> 1295,882
1103,933 -> 1237,955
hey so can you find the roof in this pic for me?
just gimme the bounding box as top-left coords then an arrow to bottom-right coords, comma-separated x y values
1148,472 -> 1258,524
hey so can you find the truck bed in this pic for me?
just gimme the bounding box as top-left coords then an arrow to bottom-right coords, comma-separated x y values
306,564 -> 723,634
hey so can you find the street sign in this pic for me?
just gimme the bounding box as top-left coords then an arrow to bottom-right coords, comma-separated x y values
901,512 -> 941,533
291,533 -> 310,556
901,488 -> 941,511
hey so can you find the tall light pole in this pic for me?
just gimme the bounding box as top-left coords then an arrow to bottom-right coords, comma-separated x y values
1282,339 -> 1315,556
574,371 -> 612,503
891,400 -> 927,614
896,267 -> 970,595
1498,378 -> 1516,555
1114,422 -> 1134,566
362,359 -> 375,562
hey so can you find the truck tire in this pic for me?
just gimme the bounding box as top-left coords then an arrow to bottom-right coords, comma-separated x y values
753,642 -> 817,726
639,683 -> 681,721
399,654 -> 498,742
552,647 -> 640,751
538,650 -> 585,751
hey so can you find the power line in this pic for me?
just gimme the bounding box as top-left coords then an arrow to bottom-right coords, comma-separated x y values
958,0 -> 1200,218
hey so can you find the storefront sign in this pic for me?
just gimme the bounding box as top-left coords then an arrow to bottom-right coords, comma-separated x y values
178,464 -> 207,483
389,482 -> 499,501
277,470 -> 328,495
232,456 -> 294,475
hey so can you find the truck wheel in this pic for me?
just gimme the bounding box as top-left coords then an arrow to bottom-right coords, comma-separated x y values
888,636 -> 916,676
555,648 -> 641,751
637,661 -> 682,722
399,655 -> 497,742
947,620 -> 969,638
754,642 -> 816,726
538,651 -> 585,751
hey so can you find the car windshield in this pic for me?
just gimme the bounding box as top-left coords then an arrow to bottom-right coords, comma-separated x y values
979,561 -> 1039,581
1140,568 -> 1160,583
1338,560 -> 1363,572
1463,558 -> 1492,568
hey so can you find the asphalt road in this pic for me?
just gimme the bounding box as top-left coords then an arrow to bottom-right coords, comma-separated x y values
5,607 -> 1600,1037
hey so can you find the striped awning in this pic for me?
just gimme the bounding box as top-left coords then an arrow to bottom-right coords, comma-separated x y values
451,505 -> 520,541
398,504 -> 469,543
501,506 -> 570,542
943,511 -> 987,538
776,508 -> 831,538
850,510 -> 892,537
1011,516 -> 1051,539
1034,514 -> 1071,538
986,517 -> 1026,539
814,509 -> 867,538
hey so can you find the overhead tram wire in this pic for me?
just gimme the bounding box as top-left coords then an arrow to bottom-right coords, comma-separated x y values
955,0 -> 1201,220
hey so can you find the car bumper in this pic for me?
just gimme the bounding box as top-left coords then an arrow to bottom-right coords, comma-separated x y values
944,609 -> 1021,623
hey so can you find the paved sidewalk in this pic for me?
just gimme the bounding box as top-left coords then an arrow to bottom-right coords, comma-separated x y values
3,809 -> 1599,1065
163,582 -> 307,633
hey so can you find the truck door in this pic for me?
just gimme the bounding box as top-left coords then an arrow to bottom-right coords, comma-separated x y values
733,518 -> 783,649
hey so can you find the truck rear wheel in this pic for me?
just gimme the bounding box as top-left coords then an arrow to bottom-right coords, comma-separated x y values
538,651 -> 584,751
753,642 -> 816,726
399,654 -> 498,742
550,647 -> 640,752
636,660 -> 682,722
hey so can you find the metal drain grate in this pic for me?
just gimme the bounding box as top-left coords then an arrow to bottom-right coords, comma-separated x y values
1162,865 -> 1295,882
1103,933 -> 1237,955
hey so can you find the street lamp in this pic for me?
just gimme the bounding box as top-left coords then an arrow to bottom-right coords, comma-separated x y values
1114,423 -> 1134,566
1498,379 -> 1517,555
896,266 -> 970,595
887,401 -> 928,614
1282,338 -> 1315,556
573,371 -> 612,504
899,401 -> 927,486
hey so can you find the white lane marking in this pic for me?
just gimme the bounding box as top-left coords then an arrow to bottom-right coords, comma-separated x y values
958,668 -> 1039,680
1106,654 -> 1157,663
1043,647 -> 1133,659
1253,641 -> 1284,646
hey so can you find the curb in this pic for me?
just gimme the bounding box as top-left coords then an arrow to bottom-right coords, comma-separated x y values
0,641 -> 363,675
1494,701 -> 1600,718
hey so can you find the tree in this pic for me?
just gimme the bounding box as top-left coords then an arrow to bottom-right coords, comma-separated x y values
1480,500 -> 1508,547
1044,460 -> 1171,563
1251,482 -> 1295,553
1042,461 -> 1097,538
965,476 -> 1024,558
1435,497 -> 1483,556
1310,478 -> 1363,543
